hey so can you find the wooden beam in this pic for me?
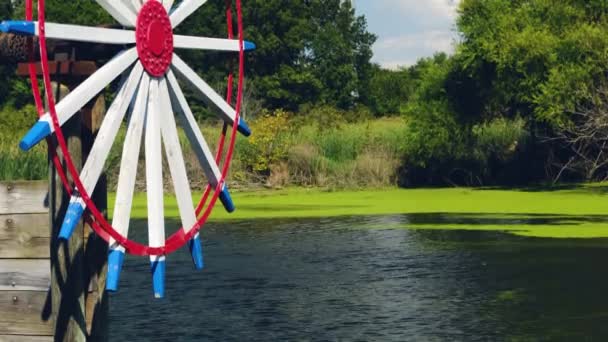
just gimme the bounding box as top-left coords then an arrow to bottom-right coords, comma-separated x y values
0,291 -> 53,336
0,182 -> 48,215
0,33 -> 123,64
0,260 -> 50,291
0,214 -> 50,259
16,61 -> 97,78
0,335 -> 52,341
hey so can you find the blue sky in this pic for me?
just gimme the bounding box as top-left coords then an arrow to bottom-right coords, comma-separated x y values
356,0 -> 461,69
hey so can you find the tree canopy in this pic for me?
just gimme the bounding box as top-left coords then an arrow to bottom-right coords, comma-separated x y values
3,0 -> 375,114
456,0 -> 608,126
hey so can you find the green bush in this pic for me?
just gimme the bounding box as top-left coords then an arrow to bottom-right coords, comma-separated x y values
238,109 -> 291,173
472,117 -> 528,163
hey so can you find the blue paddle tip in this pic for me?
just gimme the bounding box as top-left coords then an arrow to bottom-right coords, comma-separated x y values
106,249 -> 125,292
58,200 -> 85,240
20,121 -> 51,151
189,234 -> 205,270
219,185 -> 236,213
0,20 -> 35,36
243,40 -> 256,51
237,118 -> 251,137
150,259 -> 166,299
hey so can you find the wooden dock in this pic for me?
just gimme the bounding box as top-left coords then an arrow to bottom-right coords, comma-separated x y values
0,181 -> 53,341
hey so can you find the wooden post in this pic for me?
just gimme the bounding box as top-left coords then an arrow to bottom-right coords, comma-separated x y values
48,82 -> 87,342
47,79 -> 108,341
82,95 -> 109,341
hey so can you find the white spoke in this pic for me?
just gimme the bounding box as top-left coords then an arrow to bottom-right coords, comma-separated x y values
111,73 -> 150,250
170,0 -> 208,28
159,78 -> 197,234
166,70 -> 235,213
146,79 -> 166,298
163,0 -> 175,13
174,35 -> 255,52
159,77 -> 204,268
57,63 -> 143,241
96,0 -> 137,27
171,53 -> 250,136
78,63 -> 144,194
39,22 -> 135,46
123,0 -> 142,14
106,73 -> 150,292
20,48 -> 139,150
166,70 -> 222,188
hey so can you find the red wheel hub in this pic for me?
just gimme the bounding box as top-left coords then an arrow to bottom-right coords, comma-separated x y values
136,0 -> 174,77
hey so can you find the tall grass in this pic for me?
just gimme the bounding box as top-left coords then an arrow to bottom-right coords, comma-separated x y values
0,105 -> 48,181
1,107 -> 408,190
284,118 -> 407,188
0,134 -> 47,180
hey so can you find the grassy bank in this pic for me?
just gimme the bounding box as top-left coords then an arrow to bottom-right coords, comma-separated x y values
1,114 -> 407,188
110,183 -> 608,239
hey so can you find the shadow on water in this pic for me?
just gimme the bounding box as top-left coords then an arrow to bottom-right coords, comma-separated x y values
405,212 -> 608,227
109,216 -> 608,341
476,182 -> 608,194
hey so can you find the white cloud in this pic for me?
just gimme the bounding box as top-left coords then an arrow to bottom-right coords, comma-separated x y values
358,1 -> 461,69
389,0 -> 461,22
381,60 -> 417,71
377,30 -> 455,52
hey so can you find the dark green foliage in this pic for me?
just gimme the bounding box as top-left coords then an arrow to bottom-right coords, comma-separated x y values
395,0 -> 608,186
367,66 -> 412,116
457,0 -> 608,126
174,0 -> 376,112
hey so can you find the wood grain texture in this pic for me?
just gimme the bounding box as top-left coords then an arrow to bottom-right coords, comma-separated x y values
0,291 -> 53,336
0,182 -> 48,215
83,94 -> 110,341
0,260 -> 50,291
0,214 -> 50,258
47,84 -> 87,342
0,335 -> 52,342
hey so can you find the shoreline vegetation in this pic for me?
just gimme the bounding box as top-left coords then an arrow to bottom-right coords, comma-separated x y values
0,111 -> 408,189
111,183 -> 608,239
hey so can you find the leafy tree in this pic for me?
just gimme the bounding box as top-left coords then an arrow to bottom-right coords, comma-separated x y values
307,0 -> 376,109
457,0 -> 608,126
366,65 -> 414,116
180,0 -> 375,111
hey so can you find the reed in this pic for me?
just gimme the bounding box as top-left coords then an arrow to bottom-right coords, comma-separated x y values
1,111 -> 408,190
0,132 -> 47,181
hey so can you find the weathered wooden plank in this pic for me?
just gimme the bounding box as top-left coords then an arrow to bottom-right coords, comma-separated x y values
0,335 -> 52,342
0,182 -> 48,215
0,260 -> 49,291
0,291 -> 53,336
0,214 -> 50,259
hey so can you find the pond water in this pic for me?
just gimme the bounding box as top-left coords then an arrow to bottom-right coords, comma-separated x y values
109,215 -> 608,341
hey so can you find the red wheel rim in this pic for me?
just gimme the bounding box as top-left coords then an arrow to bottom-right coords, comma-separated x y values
25,0 -> 246,256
